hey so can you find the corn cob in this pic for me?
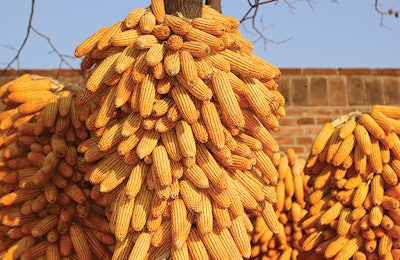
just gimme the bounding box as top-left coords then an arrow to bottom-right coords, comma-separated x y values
300,108 -> 400,259
60,2 -> 288,258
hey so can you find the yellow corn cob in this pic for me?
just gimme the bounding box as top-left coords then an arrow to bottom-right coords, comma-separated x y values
187,27 -> 225,51
260,201 -> 280,234
115,44 -> 140,74
221,49 -> 274,79
160,130 -> 182,162
164,49 -> 181,76
152,23 -> 171,40
131,185 -> 153,231
171,199 -> 190,249
152,60 -> 166,79
139,11 -> 156,34
135,130 -> 160,159
97,21 -> 125,50
204,52 -> 231,72
175,73 -> 213,101
358,113 -> 386,140
145,43 -> 165,66
200,101 -> 225,149
165,14 -> 192,35
166,34 -> 184,51
75,27 -> 108,57
86,51 -> 121,92
196,143 -> 228,189
194,58 -> 213,79
200,228 -> 231,259
69,223 -> 93,259
332,133 -> 355,167
182,41 -> 211,58
175,120 -> 197,159
170,85 -> 200,124
187,228 -> 210,260
125,7 -> 147,28
212,71 -> 245,129
150,0 -> 165,23
196,189 -> 213,234
192,17 -> 226,36
373,105 -> 400,120
138,73 -> 156,118
125,161 -> 148,198
229,214 -> 251,258
371,174 -> 384,205
111,28 -> 141,47
179,50 -> 198,87
127,232 -> 151,260
254,150 -> 279,183
152,145 -> 172,187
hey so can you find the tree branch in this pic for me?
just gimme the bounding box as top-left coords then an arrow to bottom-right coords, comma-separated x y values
2,0 -> 76,74
2,0 -> 35,73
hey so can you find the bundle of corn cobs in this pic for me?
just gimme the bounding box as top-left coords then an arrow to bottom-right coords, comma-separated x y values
250,148 -> 310,259
0,75 -> 115,259
298,105 -> 400,259
73,0 -> 284,259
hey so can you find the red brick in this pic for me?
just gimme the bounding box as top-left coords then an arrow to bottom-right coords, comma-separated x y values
365,77 -> 384,105
280,68 -> 302,75
310,77 -> 328,106
315,117 -> 337,125
297,117 -> 315,125
306,107 -> 342,116
292,78 -> 309,106
274,126 -> 305,136
328,77 -> 347,106
383,78 -> 400,105
278,117 -> 298,127
339,68 -> 372,76
372,69 -> 400,76
276,77 -> 291,105
297,136 -> 314,145
276,137 -> 296,145
284,107 -> 305,116
347,77 -> 366,105
303,68 -> 338,75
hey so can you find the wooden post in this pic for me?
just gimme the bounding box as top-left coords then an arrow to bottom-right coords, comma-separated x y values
164,0 -> 203,18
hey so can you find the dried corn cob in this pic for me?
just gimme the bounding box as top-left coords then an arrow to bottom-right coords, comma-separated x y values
0,74 -> 115,259
250,148 -> 309,259
70,2 -> 285,259
300,107 -> 400,259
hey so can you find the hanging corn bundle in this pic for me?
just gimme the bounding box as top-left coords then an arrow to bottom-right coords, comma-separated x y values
250,148 -> 310,259
298,105 -> 400,259
74,0 -> 285,258
0,75 -> 115,259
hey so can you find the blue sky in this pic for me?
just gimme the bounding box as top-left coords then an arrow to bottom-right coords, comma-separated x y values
0,0 -> 399,69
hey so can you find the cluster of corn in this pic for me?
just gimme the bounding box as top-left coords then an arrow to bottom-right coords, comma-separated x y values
298,105 -> 400,259
250,148 -> 310,259
0,75 -> 115,259
74,0 -> 285,258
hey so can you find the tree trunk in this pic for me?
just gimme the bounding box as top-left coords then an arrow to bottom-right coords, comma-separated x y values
205,0 -> 222,13
164,0 -> 203,19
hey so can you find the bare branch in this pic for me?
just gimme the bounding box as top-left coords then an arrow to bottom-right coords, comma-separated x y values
2,0 -> 76,74
30,27 -> 75,70
2,0 -> 35,73
240,0 -> 293,50
375,0 -> 399,27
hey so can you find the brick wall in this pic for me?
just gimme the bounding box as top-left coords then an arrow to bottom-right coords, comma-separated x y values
276,68 -> 400,158
2,68 -> 400,159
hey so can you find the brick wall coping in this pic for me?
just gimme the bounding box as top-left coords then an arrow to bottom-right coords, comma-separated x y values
2,68 -> 400,77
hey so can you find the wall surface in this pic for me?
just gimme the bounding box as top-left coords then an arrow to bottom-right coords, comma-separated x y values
1,68 -> 399,159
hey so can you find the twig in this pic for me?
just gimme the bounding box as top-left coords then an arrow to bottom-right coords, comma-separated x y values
1,0 -> 35,73
30,27 -> 75,70
2,0 -> 76,74
240,0 -> 292,50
